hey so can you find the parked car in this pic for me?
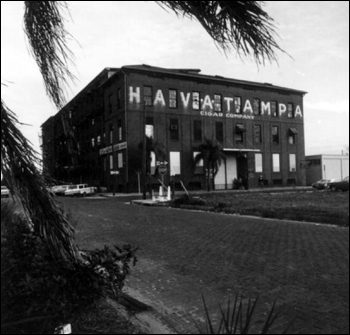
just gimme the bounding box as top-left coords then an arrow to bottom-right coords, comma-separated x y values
327,176 -> 349,192
1,186 -> 10,198
64,184 -> 97,197
50,185 -> 71,196
311,179 -> 330,190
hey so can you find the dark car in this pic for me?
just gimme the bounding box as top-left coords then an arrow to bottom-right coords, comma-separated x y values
311,179 -> 330,190
328,176 -> 349,192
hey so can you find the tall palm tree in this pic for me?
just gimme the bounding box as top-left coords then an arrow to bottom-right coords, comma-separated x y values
194,138 -> 226,191
1,1 -> 285,264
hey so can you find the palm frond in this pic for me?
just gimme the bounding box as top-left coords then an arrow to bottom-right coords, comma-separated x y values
1,100 -> 80,266
23,1 -> 75,108
156,1 -> 286,64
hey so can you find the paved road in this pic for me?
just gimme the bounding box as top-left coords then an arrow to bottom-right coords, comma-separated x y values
62,197 -> 349,334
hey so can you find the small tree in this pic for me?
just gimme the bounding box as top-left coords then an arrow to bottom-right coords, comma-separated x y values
194,138 -> 226,191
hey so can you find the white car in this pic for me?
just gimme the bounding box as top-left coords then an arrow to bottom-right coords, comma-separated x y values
50,185 -> 71,196
1,186 -> 10,198
64,184 -> 96,197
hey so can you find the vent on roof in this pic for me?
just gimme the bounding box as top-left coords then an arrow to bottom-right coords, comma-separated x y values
178,69 -> 201,74
264,82 -> 273,86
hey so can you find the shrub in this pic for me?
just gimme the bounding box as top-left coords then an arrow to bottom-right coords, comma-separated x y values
173,195 -> 207,207
194,295 -> 292,334
1,201 -> 138,334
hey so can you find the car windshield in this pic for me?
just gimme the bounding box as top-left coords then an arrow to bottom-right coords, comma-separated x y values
1,186 -> 7,190
68,185 -> 77,189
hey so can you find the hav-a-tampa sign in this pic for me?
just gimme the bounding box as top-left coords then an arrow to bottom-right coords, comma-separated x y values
128,86 -> 303,120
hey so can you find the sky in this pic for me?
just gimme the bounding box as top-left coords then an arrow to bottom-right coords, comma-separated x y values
1,1 -> 349,157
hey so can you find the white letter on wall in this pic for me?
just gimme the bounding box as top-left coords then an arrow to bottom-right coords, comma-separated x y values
224,97 -> 234,112
154,90 -> 166,106
244,100 -> 253,114
202,95 -> 213,110
129,86 -> 140,104
180,92 -> 191,109
279,104 -> 287,116
261,101 -> 271,116
295,105 -> 303,118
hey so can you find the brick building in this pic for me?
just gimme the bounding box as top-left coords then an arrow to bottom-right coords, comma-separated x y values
41,64 -> 307,192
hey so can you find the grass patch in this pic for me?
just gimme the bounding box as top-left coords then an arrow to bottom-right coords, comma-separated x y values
173,191 -> 349,226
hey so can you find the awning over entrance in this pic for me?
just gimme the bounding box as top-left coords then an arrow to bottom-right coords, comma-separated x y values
235,124 -> 247,133
289,127 -> 298,135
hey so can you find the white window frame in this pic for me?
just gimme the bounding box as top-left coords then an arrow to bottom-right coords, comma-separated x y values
255,153 -> 263,173
170,151 -> 181,176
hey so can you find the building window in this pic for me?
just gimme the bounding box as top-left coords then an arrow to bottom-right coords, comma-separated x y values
255,153 -> 263,173
289,154 -> 296,172
144,86 -> 153,106
109,124 -> 114,144
288,103 -> 294,118
146,117 -> 154,138
235,123 -> 246,143
214,94 -> 222,112
91,138 -> 95,147
117,88 -> 122,109
109,155 -> 114,170
254,125 -> 262,144
169,89 -> 177,108
272,126 -> 279,144
170,151 -> 181,176
118,120 -> 123,141
273,154 -> 280,173
108,94 -> 113,114
194,120 -> 202,142
234,97 -> 242,114
271,101 -> 278,117
92,118 -> 95,126
216,122 -> 224,143
118,153 -> 123,168
193,92 -> 200,110
68,110 -> 72,119
289,134 -> 296,144
97,135 -> 101,146
288,127 -> 298,144
170,119 -> 179,141
253,99 -> 261,115
193,151 -> 204,174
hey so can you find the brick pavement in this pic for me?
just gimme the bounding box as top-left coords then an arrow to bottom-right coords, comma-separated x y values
67,198 -> 349,334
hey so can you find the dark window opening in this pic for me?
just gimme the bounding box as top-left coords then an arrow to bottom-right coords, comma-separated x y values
216,122 -> 224,143
194,120 -> 202,142
170,119 -> 179,141
272,126 -> 279,144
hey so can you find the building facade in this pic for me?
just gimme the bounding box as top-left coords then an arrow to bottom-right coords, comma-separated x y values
306,154 -> 349,185
42,65 -> 307,192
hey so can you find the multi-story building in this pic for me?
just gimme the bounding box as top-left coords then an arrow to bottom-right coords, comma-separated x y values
41,64 -> 307,192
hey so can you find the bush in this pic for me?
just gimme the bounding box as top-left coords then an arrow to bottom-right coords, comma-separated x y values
173,195 -> 207,207
194,295 -> 292,334
1,201 -> 138,334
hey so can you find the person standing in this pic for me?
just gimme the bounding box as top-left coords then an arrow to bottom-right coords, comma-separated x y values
259,175 -> 264,188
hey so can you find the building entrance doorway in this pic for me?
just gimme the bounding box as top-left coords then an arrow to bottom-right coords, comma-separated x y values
237,154 -> 248,188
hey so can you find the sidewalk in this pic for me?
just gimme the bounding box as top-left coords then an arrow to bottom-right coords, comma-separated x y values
99,186 -> 313,199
